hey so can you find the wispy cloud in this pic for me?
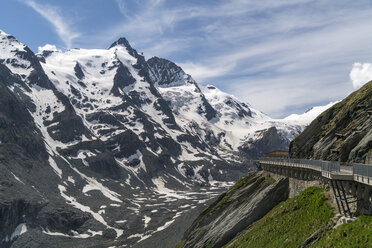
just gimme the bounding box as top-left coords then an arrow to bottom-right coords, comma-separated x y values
23,0 -> 80,49
115,0 -> 129,19
100,0 -> 178,47
179,61 -> 236,82
16,0 -> 372,117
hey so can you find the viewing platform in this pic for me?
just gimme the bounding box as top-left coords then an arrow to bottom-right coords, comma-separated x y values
257,157 -> 372,217
257,157 -> 371,186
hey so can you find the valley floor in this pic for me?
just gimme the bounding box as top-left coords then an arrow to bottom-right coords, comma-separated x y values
3,180 -> 234,248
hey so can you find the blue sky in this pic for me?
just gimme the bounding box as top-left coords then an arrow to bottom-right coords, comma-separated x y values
1,0 -> 372,118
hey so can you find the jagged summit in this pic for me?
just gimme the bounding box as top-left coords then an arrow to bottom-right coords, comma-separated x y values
108,37 -> 137,56
0,29 -> 23,48
108,37 -> 131,49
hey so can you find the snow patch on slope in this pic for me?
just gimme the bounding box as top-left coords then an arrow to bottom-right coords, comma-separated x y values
58,185 -> 123,237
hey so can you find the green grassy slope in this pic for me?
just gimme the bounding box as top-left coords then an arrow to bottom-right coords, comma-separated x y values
312,215 -> 372,248
223,186 -> 372,248
224,187 -> 334,248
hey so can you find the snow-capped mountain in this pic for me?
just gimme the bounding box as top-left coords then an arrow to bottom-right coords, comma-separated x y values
0,30 -> 327,248
283,101 -> 338,125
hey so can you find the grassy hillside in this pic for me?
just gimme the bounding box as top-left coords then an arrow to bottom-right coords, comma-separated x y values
311,215 -> 372,248
223,186 -> 372,248
224,187 -> 334,248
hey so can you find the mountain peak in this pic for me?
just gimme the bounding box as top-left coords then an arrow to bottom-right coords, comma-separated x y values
108,37 -> 140,58
0,29 -> 18,42
0,29 -> 10,36
108,37 -> 132,50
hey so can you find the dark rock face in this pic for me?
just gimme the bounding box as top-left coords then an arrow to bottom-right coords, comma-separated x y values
85,152 -> 122,179
240,126 -> 290,158
74,62 -> 85,80
290,81 -> 372,163
0,198 -> 44,243
147,57 -> 186,87
0,64 -> 47,160
180,171 -> 289,248
225,99 -> 252,118
198,95 -> 217,121
44,106 -> 91,144
37,207 -> 90,234
110,62 -> 136,96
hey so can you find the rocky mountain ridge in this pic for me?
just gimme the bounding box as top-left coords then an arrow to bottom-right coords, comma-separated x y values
0,29 -> 327,247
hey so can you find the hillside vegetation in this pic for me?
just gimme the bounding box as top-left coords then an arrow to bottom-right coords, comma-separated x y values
223,186 -> 372,248
311,215 -> 372,248
223,187 -> 334,248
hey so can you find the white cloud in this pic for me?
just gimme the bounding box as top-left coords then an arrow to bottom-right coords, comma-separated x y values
37,44 -> 59,53
349,62 -> 372,89
24,0 -> 80,49
179,61 -> 235,82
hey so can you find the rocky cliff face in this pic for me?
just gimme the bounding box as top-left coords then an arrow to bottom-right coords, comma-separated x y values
290,81 -> 372,163
178,171 -> 289,248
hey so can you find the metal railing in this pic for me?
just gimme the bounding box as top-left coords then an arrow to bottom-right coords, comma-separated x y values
353,163 -> 372,176
259,157 -> 336,172
321,161 -> 341,178
353,163 -> 372,185
258,157 -> 372,186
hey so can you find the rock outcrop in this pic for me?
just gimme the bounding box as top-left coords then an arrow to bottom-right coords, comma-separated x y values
178,171 -> 289,248
239,126 -> 291,158
290,81 -> 372,163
